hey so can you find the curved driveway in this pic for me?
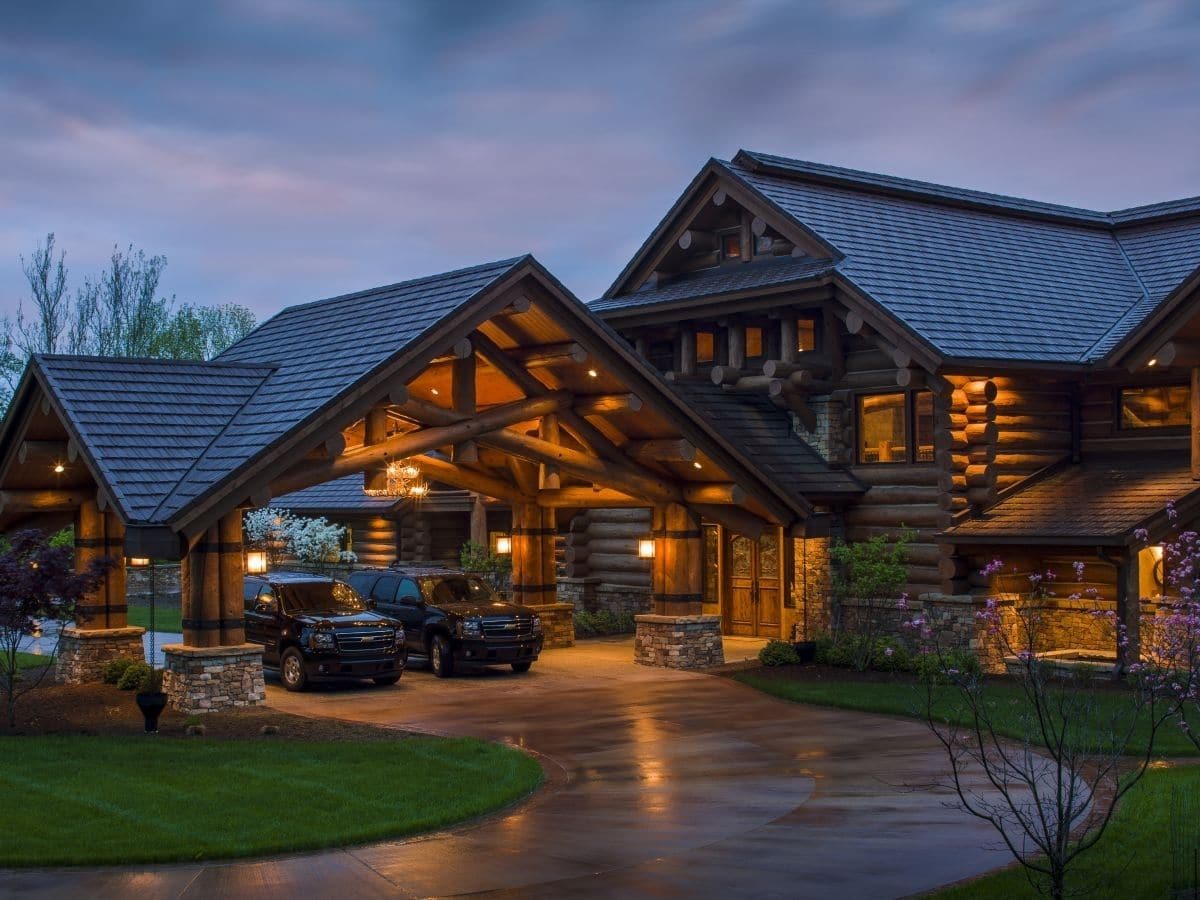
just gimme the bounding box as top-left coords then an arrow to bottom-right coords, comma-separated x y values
0,639 -> 1007,898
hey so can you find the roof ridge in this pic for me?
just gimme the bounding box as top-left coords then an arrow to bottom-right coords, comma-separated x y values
1080,232 -> 1157,360
33,352 -> 276,370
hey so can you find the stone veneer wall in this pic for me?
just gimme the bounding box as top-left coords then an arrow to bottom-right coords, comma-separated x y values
55,626 -> 146,683
801,396 -> 840,463
125,564 -> 182,604
633,615 -> 724,669
162,644 -> 266,714
788,536 -> 832,641
529,602 -> 575,649
557,577 -> 651,618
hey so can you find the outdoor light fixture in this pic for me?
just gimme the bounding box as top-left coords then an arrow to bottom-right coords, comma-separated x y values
587,368 -> 598,378
1148,358 -> 1158,367
431,387 -> 440,395
495,535 -> 512,555
693,461 -> 702,469
364,458 -> 429,499
246,550 -> 268,574
127,557 -> 150,568
637,537 -> 656,559
53,463 -> 65,474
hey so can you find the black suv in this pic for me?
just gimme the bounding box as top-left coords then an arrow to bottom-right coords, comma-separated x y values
347,567 -> 542,677
243,572 -> 407,691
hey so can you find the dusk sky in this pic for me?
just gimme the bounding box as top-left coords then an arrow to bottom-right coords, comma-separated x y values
2,0 -> 1198,321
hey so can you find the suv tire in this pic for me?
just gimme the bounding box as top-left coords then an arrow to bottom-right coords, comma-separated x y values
430,635 -> 454,678
373,675 -> 401,686
511,661 -> 532,673
280,648 -> 309,692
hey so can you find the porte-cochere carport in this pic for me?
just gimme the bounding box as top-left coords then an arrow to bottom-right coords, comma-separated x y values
0,255 -> 824,711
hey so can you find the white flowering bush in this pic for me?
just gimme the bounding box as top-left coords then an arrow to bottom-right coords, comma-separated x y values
285,515 -> 348,572
243,507 -> 295,567
243,508 -> 352,572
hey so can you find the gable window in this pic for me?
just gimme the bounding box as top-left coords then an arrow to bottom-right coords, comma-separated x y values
857,391 -> 934,464
797,317 -> 818,353
1119,385 -> 1190,429
721,232 -> 742,260
696,331 -> 715,364
745,326 -> 764,359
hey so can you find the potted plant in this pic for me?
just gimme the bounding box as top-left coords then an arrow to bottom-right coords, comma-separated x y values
135,668 -> 168,733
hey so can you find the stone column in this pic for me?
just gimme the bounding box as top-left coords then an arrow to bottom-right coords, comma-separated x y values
56,499 -> 143,683
512,503 -> 573,648
635,503 -> 722,668
165,509 -> 264,712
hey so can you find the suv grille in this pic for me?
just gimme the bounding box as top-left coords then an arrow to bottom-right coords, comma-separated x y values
335,627 -> 395,655
481,615 -> 535,641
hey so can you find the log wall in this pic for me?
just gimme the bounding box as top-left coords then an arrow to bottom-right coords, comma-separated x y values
563,507 -> 652,589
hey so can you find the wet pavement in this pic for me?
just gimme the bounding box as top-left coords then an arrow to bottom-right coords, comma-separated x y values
0,637 -> 1008,898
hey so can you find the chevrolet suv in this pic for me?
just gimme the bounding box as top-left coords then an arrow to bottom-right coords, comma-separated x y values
243,572 -> 406,691
347,567 -> 542,677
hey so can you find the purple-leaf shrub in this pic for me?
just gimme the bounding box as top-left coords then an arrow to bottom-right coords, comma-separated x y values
0,529 -> 113,727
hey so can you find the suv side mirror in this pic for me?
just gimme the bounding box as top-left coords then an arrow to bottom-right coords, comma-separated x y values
398,594 -> 422,606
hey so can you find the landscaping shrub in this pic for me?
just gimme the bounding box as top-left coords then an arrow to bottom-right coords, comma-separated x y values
758,640 -> 800,667
914,646 -> 981,683
102,657 -> 139,685
574,609 -> 636,637
116,662 -> 151,691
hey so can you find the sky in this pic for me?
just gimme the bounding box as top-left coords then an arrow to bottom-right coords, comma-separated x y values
1,0 -> 1199,322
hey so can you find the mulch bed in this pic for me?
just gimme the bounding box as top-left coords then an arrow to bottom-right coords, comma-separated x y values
2,663 -> 409,741
721,662 -> 922,684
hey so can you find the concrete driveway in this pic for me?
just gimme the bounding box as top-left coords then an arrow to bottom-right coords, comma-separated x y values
0,638 -> 1007,898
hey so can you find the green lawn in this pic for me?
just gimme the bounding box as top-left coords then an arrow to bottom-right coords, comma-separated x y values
0,735 -> 542,865
126,604 -> 183,633
735,672 -> 1199,756
936,765 -> 1200,898
13,652 -> 54,671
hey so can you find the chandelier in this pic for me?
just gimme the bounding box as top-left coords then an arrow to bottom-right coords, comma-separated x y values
364,458 -> 429,499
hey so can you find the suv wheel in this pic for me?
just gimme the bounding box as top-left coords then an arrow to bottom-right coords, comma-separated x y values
280,648 -> 309,692
430,635 -> 454,678
511,661 -> 532,674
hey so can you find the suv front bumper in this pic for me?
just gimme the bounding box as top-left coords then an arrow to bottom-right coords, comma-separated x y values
454,635 -> 543,665
304,649 -> 407,682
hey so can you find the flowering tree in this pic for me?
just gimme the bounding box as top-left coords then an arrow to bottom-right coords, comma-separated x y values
243,507 -> 295,568
286,516 -> 350,572
0,530 -> 113,727
910,559 -> 1169,900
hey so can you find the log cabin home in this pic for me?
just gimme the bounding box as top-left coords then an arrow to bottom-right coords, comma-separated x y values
566,150 -> 1200,669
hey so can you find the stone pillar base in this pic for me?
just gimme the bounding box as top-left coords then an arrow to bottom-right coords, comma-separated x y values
162,644 -> 265,714
634,614 -> 724,669
55,626 -> 146,683
528,602 -> 575,648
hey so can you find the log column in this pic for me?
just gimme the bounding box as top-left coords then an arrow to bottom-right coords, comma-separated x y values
635,503 -> 723,669
512,502 -> 573,648
55,499 -> 144,683
166,509 -> 264,713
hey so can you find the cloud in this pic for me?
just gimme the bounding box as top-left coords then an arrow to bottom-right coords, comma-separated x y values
0,0 -> 1197,318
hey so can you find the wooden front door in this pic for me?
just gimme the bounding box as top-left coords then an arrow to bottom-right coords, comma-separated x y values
725,530 -> 782,637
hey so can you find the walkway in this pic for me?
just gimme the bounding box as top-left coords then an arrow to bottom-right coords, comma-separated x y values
0,638 -> 1007,898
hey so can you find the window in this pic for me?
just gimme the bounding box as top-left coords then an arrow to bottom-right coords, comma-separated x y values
745,326 -> 764,359
797,317 -> 817,353
696,331 -> 715,364
857,391 -> 934,464
721,232 -> 741,260
1120,385 -> 1190,429
370,575 -> 400,603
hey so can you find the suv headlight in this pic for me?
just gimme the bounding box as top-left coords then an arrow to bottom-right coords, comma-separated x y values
531,615 -> 542,633
309,630 -> 336,650
461,617 -> 483,638
393,626 -> 405,647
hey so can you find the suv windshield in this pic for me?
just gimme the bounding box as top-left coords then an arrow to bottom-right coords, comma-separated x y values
277,580 -> 366,615
418,575 -> 496,606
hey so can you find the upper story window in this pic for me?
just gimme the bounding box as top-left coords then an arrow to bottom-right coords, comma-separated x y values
797,317 -> 818,353
696,330 -> 715,364
857,391 -> 934,464
720,232 -> 742,260
745,326 -> 764,359
1119,385 -> 1190,429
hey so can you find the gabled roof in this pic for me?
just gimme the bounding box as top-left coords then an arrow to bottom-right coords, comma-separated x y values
942,454 -> 1198,545
598,150 -> 1200,367
664,380 -> 864,504
33,356 -> 274,522
156,257 -> 526,522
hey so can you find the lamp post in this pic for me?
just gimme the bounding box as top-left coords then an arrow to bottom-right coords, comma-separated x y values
127,557 -> 154,664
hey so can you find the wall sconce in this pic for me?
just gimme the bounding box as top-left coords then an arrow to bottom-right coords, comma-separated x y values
127,557 -> 150,568
246,550 -> 268,574
494,535 -> 512,555
637,537 -> 656,559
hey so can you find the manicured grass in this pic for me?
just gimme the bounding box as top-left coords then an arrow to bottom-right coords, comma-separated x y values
13,652 -> 54,671
127,604 -> 183,633
735,672 -> 1199,756
0,735 -> 542,865
936,765 -> 1200,898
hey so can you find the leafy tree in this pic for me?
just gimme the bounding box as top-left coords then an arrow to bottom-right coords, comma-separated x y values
460,541 -> 512,592
0,530 -> 113,727
1,233 -> 256,409
829,530 -> 912,671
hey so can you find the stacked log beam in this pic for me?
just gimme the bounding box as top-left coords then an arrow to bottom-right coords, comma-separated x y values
990,376 -> 1073,490
354,515 -> 399,566
563,508 -> 651,588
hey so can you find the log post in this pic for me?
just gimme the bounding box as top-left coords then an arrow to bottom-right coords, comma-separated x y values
74,499 -> 128,629
511,503 -> 557,608
363,404 -> 389,494
452,353 -> 478,464
218,510 -> 245,645
650,503 -> 704,616
679,326 -> 697,377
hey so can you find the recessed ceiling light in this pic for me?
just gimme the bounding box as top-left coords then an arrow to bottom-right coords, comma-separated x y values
693,461 -> 702,469
1148,359 -> 1158,367
53,463 -> 65,474
431,388 -> 440,395
587,369 -> 598,378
